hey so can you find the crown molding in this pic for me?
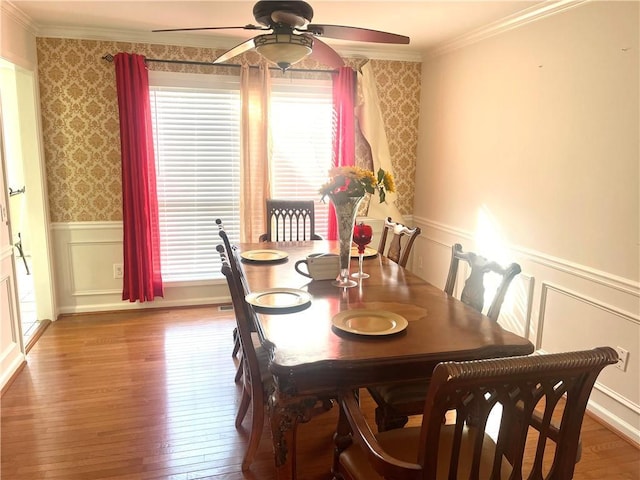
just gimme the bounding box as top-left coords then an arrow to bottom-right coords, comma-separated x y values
2,1 -> 37,34
328,44 -> 422,63
33,25 -> 240,50
425,0 -> 589,59
6,0 -> 586,64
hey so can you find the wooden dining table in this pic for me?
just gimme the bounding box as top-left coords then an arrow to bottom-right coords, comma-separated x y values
239,240 -> 535,480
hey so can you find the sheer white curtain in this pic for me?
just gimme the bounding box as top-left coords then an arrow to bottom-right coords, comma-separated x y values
240,62 -> 272,243
356,62 -> 403,221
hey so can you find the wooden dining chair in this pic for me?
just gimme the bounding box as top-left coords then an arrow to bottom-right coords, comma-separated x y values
259,199 -> 323,242
333,347 -> 618,480
368,243 -> 522,432
216,218 -> 261,385
444,243 -> 523,322
218,244 -> 273,471
377,217 -> 421,267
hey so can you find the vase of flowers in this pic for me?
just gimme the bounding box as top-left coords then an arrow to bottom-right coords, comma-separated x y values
320,166 -> 395,287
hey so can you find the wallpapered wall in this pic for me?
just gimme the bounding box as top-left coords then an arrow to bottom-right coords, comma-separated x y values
36,38 -> 420,222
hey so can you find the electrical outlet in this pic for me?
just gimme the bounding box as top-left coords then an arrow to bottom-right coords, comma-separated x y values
113,264 -> 124,279
615,346 -> 629,372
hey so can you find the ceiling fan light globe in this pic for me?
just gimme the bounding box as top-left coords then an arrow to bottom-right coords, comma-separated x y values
255,33 -> 312,71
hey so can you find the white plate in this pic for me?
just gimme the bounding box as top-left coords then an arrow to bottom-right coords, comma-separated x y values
331,309 -> 408,336
245,288 -> 312,310
350,247 -> 378,258
241,249 -> 288,262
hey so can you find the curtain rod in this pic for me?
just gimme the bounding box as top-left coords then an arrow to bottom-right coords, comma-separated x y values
101,54 -> 338,75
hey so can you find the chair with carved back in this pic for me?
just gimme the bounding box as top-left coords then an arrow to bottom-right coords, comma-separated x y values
218,243 -> 273,471
368,243 -> 523,432
377,217 -> 421,267
219,223 -> 333,469
333,347 -> 618,480
444,243 -> 522,322
259,199 -> 323,242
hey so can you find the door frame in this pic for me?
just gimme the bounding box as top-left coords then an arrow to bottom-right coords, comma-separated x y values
0,58 -> 57,325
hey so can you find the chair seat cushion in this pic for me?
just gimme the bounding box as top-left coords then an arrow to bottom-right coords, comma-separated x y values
339,424 -> 512,479
373,380 -> 430,406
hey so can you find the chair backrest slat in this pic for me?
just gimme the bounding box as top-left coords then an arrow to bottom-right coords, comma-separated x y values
260,199 -> 322,242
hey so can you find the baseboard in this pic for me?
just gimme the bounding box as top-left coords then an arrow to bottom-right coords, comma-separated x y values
0,360 -> 27,397
56,295 -> 231,315
586,408 -> 640,450
25,319 -> 51,353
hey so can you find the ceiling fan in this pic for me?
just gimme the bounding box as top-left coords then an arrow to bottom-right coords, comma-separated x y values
153,0 -> 410,71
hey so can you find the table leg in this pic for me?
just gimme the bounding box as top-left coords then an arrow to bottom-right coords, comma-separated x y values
269,390 -> 333,480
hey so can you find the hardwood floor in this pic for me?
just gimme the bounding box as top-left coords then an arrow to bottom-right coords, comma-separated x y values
1,306 -> 638,479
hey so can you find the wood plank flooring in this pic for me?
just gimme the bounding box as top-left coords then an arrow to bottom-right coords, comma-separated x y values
1,306 -> 638,479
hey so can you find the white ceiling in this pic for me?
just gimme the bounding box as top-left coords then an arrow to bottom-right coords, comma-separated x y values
10,0 -> 556,60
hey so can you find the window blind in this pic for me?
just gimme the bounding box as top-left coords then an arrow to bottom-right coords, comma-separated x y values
269,79 -> 333,239
149,73 -> 241,282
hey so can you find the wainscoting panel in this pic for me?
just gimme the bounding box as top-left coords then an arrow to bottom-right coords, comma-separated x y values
68,241 -> 123,296
412,215 -> 640,445
51,222 -> 230,314
410,234 -> 452,289
0,253 -> 24,389
539,281 -> 640,434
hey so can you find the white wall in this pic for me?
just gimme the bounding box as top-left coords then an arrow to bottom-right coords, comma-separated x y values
413,1 -> 639,443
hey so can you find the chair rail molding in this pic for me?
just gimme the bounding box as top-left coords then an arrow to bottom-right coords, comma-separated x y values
50,221 -> 123,231
413,216 -> 640,297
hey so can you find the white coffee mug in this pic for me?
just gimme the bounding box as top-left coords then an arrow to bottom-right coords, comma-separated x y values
295,253 -> 340,281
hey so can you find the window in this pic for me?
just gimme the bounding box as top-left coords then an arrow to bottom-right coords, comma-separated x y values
270,78 -> 333,239
149,71 -> 333,282
149,72 -> 241,282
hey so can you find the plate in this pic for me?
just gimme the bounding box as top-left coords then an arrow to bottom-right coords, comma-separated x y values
332,309 -> 408,336
245,288 -> 312,310
350,247 -> 378,258
241,249 -> 288,262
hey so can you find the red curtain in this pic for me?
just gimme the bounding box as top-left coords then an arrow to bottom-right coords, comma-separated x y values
114,52 -> 163,302
328,66 -> 357,240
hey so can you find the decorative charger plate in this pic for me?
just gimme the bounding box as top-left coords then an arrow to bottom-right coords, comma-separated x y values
240,249 -> 288,262
245,288 -> 312,310
331,309 -> 408,336
350,247 -> 378,258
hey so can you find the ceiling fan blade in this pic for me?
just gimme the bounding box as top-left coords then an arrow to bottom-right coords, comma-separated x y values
213,38 -> 257,64
304,24 -> 409,44
152,24 -> 267,33
306,36 -> 344,70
